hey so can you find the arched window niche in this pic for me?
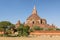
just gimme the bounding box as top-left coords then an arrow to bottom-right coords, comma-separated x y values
32,21 -> 34,24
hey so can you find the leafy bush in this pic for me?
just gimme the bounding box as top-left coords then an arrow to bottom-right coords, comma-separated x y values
56,28 -> 60,30
48,28 -> 54,31
33,26 -> 43,30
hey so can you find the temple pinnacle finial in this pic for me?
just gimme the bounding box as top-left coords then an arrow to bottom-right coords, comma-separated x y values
32,5 -> 37,14
34,5 -> 36,10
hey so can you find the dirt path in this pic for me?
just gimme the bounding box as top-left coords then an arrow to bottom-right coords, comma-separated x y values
0,35 -> 60,40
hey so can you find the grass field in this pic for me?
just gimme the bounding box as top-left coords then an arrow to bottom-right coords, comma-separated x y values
0,35 -> 60,40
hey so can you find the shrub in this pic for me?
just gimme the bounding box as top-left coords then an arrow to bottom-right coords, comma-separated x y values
33,26 -> 43,30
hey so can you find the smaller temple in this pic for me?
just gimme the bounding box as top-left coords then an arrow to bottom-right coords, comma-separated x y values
15,20 -> 20,28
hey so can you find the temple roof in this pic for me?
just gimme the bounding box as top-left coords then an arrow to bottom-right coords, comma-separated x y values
27,5 -> 40,20
32,5 -> 37,14
27,14 -> 40,20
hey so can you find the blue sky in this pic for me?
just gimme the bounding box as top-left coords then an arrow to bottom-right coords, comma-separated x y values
0,0 -> 60,28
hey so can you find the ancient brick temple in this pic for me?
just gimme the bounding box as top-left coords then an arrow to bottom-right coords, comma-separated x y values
25,5 -> 55,28
13,5 -> 60,36
16,5 -> 56,28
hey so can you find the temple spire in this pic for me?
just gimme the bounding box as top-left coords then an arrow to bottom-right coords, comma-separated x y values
32,5 -> 37,14
34,5 -> 36,10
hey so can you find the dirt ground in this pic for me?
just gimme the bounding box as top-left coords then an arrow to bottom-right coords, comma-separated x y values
0,35 -> 60,40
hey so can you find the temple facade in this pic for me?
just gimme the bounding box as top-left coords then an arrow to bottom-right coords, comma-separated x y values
15,5 -> 56,29
25,5 -> 55,28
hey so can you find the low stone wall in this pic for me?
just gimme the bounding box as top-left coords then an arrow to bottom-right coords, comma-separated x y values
0,35 -> 60,40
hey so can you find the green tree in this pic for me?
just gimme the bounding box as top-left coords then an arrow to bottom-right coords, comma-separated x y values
0,21 -> 15,35
17,24 -> 30,37
23,26 -> 30,36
